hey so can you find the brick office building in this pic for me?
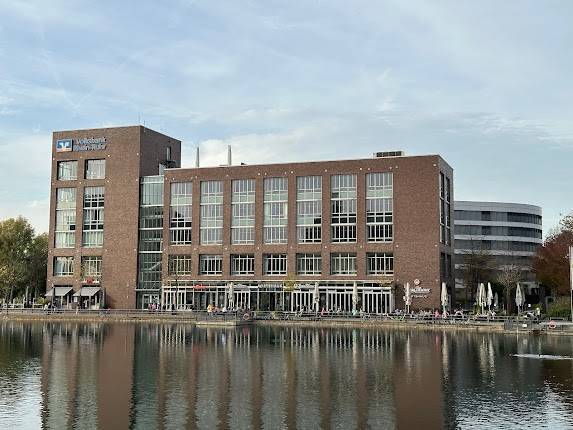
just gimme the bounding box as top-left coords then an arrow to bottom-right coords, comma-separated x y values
47,126 -> 454,311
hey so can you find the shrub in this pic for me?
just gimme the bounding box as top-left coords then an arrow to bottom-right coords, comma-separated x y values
547,297 -> 571,319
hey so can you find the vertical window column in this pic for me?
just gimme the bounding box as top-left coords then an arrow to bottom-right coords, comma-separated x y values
200,181 -> 223,245
55,188 -> 76,248
331,174 -> 357,242
296,176 -> 322,243
264,177 -> 288,244
170,182 -> 193,245
231,179 -> 255,245
138,176 -> 164,290
82,186 -> 104,247
366,172 -> 393,242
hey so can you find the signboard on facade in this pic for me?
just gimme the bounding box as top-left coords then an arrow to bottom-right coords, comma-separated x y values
55,139 -> 73,152
55,137 -> 107,152
411,286 -> 431,298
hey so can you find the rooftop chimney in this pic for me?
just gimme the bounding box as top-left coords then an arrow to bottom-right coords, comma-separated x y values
227,145 -> 232,166
195,146 -> 200,168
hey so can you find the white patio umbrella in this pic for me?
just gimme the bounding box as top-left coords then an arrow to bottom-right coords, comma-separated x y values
440,282 -> 449,314
403,282 -> 412,314
493,292 -> 499,309
515,283 -> 524,314
477,283 -> 486,314
227,282 -> 234,309
486,282 -> 494,311
352,281 -> 358,313
313,282 -> 319,312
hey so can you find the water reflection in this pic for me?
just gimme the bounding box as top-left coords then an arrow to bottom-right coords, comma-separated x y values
1,322 -> 573,429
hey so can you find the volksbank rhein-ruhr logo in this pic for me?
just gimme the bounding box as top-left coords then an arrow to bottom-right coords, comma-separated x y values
55,139 -> 73,152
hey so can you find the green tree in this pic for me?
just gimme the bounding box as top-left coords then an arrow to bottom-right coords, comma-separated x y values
25,233 -> 48,300
0,217 -> 35,302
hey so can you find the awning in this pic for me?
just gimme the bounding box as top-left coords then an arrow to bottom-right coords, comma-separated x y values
73,287 -> 101,297
45,287 -> 74,298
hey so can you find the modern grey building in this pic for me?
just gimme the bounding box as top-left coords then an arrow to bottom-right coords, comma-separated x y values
454,201 -> 542,304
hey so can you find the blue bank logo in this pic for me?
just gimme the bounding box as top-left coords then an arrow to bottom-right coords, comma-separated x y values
56,139 -> 73,152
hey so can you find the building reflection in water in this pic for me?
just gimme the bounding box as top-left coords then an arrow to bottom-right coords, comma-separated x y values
1,321 -> 573,429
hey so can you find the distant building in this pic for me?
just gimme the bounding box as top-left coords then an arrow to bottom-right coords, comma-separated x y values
47,125 -> 455,311
453,201 -> 542,304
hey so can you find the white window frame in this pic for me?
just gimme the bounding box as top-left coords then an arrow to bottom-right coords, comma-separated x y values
296,253 -> 322,275
330,253 -> 357,275
263,177 -> 288,244
199,254 -> 223,275
170,182 -> 193,245
231,254 -> 255,275
331,175 -> 357,243
85,159 -> 106,180
57,161 -> 78,181
200,181 -> 223,245
263,254 -> 287,276
296,176 -> 322,243
366,253 -> 394,275
231,179 -> 255,245
54,256 -> 74,276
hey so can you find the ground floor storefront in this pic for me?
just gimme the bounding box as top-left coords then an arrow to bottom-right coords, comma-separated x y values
137,280 -> 395,314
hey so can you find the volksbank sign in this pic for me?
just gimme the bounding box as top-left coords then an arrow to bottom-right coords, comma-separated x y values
56,137 -> 107,152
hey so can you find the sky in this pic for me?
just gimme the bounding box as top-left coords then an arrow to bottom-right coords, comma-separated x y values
0,0 -> 571,235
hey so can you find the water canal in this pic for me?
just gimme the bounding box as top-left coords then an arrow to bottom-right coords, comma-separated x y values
0,321 -> 572,429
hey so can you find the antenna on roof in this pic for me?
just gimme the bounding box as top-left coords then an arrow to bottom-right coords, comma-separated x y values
227,145 -> 232,166
195,146 -> 200,168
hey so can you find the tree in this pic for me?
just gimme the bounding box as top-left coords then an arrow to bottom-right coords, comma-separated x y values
533,211 -> 573,297
0,217 -> 35,302
457,237 -> 494,305
496,264 -> 524,313
25,233 -> 48,300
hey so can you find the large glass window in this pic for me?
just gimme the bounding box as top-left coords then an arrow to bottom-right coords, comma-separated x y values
199,255 -> 223,275
170,182 -> 193,245
55,188 -> 76,248
138,176 -> 164,290
366,173 -> 393,242
168,255 -> 193,276
330,253 -> 357,275
331,175 -> 357,242
263,254 -> 287,276
297,176 -> 322,243
296,253 -> 322,275
57,161 -> 77,181
81,256 -> 102,280
366,253 -> 394,275
85,159 -> 106,180
200,181 -> 223,245
82,186 -> 104,247
54,256 -> 74,276
231,254 -> 255,275
231,180 -> 255,245
264,177 -> 288,244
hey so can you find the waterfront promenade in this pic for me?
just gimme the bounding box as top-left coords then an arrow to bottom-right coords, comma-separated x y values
1,308 -> 572,334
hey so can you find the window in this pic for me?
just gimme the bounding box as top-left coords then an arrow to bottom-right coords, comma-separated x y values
331,175 -> 357,242
85,159 -> 106,180
200,181 -> 223,245
138,176 -> 164,290
55,188 -> 76,248
200,255 -> 223,275
439,173 -> 451,245
138,253 -> 162,289
231,180 -> 255,245
57,161 -> 77,181
296,253 -> 322,275
330,253 -> 357,275
297,176 -> 322,243
366,253 -> 394,275
168,255 -> 193,276
264,177 -> 288,244
82,186 -> 104,247
81,256 -> 102,280
366,173 -> 393,242
263,254 -> 287,275
54,256 -> 74,276
170,182 -> 192,245
231,254 -> 255,275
